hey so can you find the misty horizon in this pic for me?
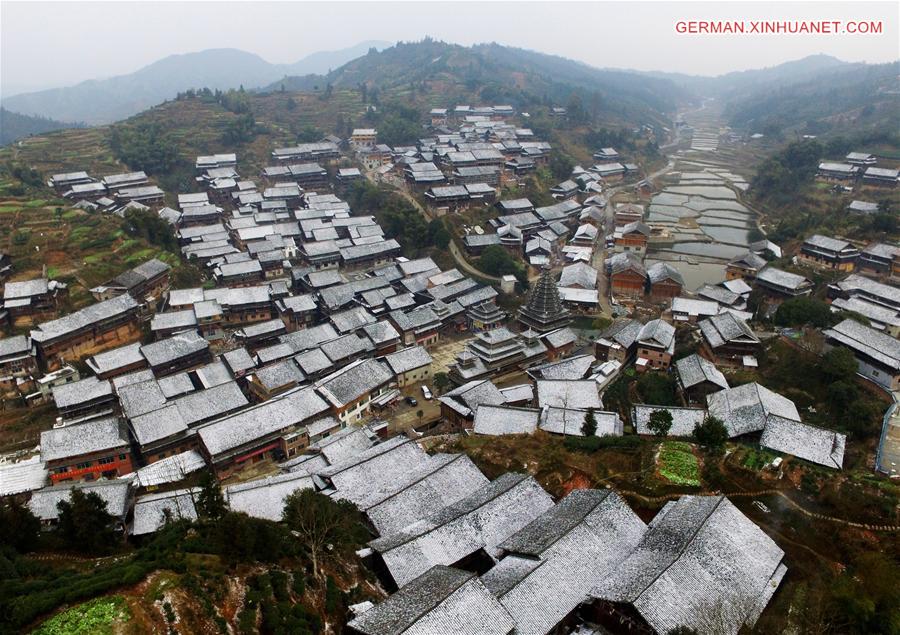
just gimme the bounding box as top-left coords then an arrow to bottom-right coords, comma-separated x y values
2,1 -> 898,99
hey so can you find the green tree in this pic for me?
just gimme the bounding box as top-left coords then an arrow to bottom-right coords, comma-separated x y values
427,219 -> 450,249
56,488 -> 117,554
648,409 -> 673,437
478,245 -> 520,277
821,347 -> 859,383
196,471 -> 227,520
433,372 -> 450,395
549,153 -> 574,180
582,408 -> 598,437
0,500 -> 41,552
636,373 -> 677,406
693,416 -> 729,450
124,208 -> 178,253
774,297 -> 838,328
282,489 -> 369,579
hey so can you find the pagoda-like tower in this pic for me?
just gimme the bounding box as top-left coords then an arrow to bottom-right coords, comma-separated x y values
516,267 -> 571,334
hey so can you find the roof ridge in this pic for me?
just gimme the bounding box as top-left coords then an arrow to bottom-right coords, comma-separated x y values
632,495 -> 725,604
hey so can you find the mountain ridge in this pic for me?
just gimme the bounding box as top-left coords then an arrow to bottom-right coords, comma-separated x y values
0,41 -> 391,126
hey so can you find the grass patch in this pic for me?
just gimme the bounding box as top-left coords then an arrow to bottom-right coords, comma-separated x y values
31,595 -> 130,635
658,441 -> 701,486
741,446 -> 778,471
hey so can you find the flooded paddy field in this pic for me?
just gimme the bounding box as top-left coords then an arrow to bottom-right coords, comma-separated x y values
646,108 -> 761,290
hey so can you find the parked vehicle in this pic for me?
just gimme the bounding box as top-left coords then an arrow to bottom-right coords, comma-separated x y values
405,396 -> 418,407
421,386 -> 433,400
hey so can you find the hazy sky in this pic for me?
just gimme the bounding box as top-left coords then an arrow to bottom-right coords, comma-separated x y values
2,1 -> 898,95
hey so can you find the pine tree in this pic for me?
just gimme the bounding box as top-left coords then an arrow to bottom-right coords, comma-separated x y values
196,470 -> 227,520
582,408 -> 598,437
56,489 -> 116,554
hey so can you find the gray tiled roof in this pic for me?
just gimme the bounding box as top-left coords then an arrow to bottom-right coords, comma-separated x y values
254,359 -> 305,391
40,417 -> 128,463
31,295 -> 139,343
117,378 -> 167,418
225,471 -> 314,521
486,490 -> 645,635
539,407 -> 622,437
140,331 -> 208,368
528,354 -> 595,380
676,354 -> 729,390
348,566 -> 515,635
330,306 -> 377,334
320,333 -> 374,364
311,425 -> 375,464
384,346 -> 432,375
636,319 -> 676,351
707,383 -> 800,437
29,480 -> 131,522
823,318 -> 900,370
198,387 -> 329,457
134,450 -> 206,488
362,320 -> 401,346
474,405 -> 541,435
363,454 -> 490,536
438,379 -> 506,417
317,437 -> 431,505
536,380 -> 602,410
370,473 -> 555,588
294,347 -> 333,376
760,415 -> 845,469
756,266 -> 810,291
591,495 -> 785,635
279,323 -> 339,353
86,342 -> 145,375
52,375 -> 113,409
132,488 -> 199,535
633,404 -> 707,436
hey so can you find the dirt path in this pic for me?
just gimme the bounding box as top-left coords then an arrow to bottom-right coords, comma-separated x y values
616,487 -> 900,532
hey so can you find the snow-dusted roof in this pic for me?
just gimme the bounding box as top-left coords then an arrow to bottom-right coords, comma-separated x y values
473,405 -> 541,436
707,383 -> 800,437
760,416 -> 845,469
131,488 -> 199,535
197,386 -> 329,457
225,471 -> 314,521
536,380 -> 602,410
0,456 -> 47,496
384,346 -> 433,376
370,474 -> 555,587
676,354 -> 729,390
823,318 -> 900,371
29,479 -> 131,522
348,566 -> 515,635
134,450 -> 206,488
40,417 -> 128,463
699,313 -> 759,350
633,404 -> 707,437
485,490 -> 645,635
528,354 -> 595,381
361,453 -> 490,536
539,407 -> 622,437
592,495 -> 786,635
317,437 -> 432,506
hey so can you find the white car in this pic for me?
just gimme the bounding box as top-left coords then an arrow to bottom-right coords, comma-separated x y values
421,385 -> 433,400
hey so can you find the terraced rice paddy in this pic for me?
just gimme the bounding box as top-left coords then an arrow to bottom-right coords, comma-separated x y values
646,109 -> 759,290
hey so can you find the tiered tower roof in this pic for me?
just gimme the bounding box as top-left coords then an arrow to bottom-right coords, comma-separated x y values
517,267 -> 571,333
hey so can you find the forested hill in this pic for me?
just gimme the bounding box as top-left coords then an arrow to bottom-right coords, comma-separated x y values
265,40 -> 692,127
723,61 -> 899,136
0,108 -> 83,146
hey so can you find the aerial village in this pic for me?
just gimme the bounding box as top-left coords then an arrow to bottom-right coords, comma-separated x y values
1,103 -> 899,635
